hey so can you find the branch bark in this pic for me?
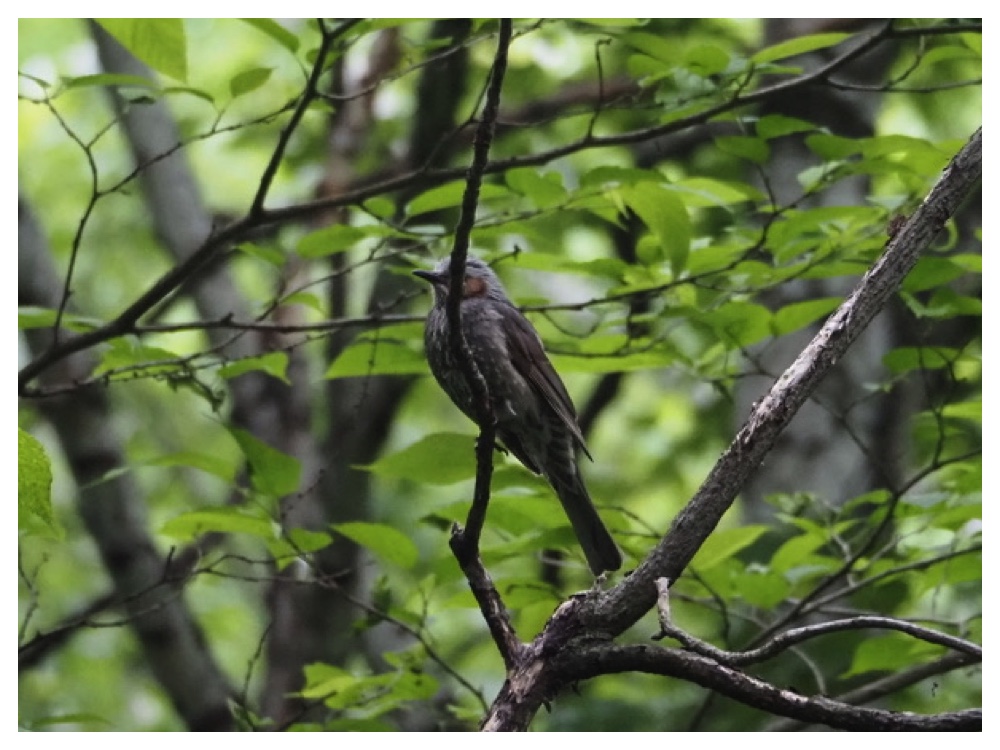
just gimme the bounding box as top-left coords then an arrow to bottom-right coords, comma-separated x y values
763,651 -> 982,731
479,128 -> 982,730
597,127 -> 982,634
444,18 -> 512,561
560,644 -> 981,731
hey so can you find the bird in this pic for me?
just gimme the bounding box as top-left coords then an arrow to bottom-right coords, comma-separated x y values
413,256 -> 622,575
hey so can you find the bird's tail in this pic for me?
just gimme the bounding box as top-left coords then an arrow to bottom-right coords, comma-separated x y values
551,468 -> 622,576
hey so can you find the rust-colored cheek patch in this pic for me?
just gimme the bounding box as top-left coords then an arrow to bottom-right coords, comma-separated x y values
464,276 -> 488,297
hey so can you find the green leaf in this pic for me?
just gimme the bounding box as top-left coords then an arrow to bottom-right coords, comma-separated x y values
861,135 -> 950,175
229,428 -> 301,497
363,196 -> 396,219
755,114 -> 816,139
240,18 -> 299,53
548,331 -> 678,373
325,325 -> 427,379
912,43 -> 982,69
805,133 -> 861,160
498,253 -> 628,280
147,450 -> 236,481
715,135 -> 769,164
282,291 -> 326,313
621,31 -> 677,65
672,177 -> 761,207
687,242 -> 756,275
18,429 -> 60,539
297,225 -> 365,258
219,352 -> 290,383
22,713 -> 113,731
695,301 -> 772,348
326,341 -> 426,378
751,32 -> 850,64
235,241 -> 285,266
96,19 -> 188,82
485,492 -> 564,535
298,223 -> 404,258
160,84 -> 214,104
18,306 -> 60,330
581,165 -> 663,189
902,256 -> 969,293
299,663 -> 355,699
333,522 -> 419,569
267,528 -> 334,570
550,349 -> 676,374
914,547 -> 981,592
382,667 -> 438,702
842,489 -> 891,514
93,339 -> 184,377
683,44 -> 730,76
844,633 -> 941,677
944,252 -> 981,273
18,306 -> 99,333
961,32 -> 982,55
768,205 -> 885,259
229,67 -> 273,97
505,168 -> 566,208
302,659 -> 437,717
64,73 -> 161,91
680,557 -> 742,602
691,525 -> 769,570
733,567 -> 790,608
405,182 -> 510,217
161,507 -> 278,542
361,433 -> 476,485
287,527 -> 334,553
941,399 -> 981,423
772,297 -> 841,336
618,184 -> 691,274
883,346 -> 958,375
770,531 -> 827,573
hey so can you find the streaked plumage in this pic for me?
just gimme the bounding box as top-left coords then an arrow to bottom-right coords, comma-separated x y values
413,257 -> 622,575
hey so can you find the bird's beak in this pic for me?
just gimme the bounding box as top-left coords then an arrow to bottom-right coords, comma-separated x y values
412,269 -> 446,286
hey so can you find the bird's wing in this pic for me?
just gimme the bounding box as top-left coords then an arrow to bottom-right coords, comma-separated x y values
500,302 -> 592,460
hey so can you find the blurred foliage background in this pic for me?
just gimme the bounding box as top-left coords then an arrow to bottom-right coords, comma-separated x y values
18,18 -> 980,731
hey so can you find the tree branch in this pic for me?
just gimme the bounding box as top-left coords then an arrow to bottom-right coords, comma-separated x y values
444,19 -> 512,561
655,577 -> 981,664
763,651 -> 981,731
17,19 -> 349,393
480,127 -> 982,729
559,643 -> 981,731
250,19 -> 362,216
594,127 -> 982,635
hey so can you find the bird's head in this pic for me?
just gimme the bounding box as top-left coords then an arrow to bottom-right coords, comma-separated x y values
412,257 -> 508,305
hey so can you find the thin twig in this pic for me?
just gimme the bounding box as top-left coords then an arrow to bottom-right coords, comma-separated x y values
444,19 -> 512,558
656,578 -> 981,665
249,19 -> 362,217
